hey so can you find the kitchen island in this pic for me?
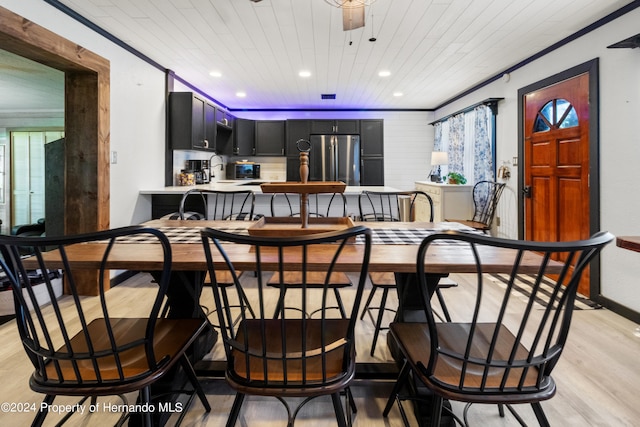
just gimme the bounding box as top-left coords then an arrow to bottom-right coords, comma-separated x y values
140,180 -> 399,219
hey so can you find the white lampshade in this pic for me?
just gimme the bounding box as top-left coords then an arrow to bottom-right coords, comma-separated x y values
431,151 -> 449,166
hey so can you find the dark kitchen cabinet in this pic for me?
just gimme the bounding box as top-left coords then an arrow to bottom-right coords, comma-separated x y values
286,156 -> 301,181
285,120 -> 312,180
286,120 -> 312,155
361,157 -> 385,186
255,120 -> 285,156
228,118 -> 255,156
169,92 -> 217,152
360,119 -> 384,185
310,120 -> 359,135
360,119 -> 384,156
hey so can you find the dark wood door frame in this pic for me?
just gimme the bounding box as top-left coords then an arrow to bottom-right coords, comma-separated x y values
0,6 -> 110,295
517,59 -> 603,298
0,6 -> 110,237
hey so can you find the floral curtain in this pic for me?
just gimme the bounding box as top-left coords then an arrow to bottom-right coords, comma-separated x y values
432,104 -> 494,183
473,105 -> 494,182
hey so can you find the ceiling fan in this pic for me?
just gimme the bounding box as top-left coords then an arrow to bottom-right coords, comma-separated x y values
324,0 -> 378,31
250,0 -> 377,32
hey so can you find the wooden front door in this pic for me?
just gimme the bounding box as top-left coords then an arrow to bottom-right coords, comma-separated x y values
523,73 -> 591,295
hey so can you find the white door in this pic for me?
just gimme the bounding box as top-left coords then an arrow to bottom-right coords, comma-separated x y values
10,131 -> 63,227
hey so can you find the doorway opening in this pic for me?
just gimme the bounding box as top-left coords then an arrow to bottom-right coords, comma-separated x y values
0,6 -> 110,241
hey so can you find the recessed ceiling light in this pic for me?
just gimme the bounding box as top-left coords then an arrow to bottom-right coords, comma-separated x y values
209,71 -> 222,77
299,70 -> 311,78
393,92 -> 404,97
378,70 -> 391,77
236,91 -> 246,98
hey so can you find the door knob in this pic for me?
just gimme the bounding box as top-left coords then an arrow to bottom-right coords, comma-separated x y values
523,185 -> 532,198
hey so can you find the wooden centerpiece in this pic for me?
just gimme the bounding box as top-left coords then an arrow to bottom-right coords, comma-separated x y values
249,181 -> 352,237
248,139 -> 354,237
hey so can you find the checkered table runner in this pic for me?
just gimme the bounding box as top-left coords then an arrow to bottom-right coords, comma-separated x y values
116,224 -> 476,245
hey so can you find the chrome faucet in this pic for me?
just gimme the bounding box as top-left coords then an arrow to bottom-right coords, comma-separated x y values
208,154 -> 224,178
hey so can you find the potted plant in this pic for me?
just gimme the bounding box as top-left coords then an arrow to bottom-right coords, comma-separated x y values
447,172 -> 467,184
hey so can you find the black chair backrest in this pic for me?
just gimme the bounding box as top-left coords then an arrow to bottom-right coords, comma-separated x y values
0,226 -> 173,383
359,190 -> 433,222
414,230 -> 613,395
179,189 -> 255,220
200,226 -> 372,387
471,180 -> 506,226
270,192 -> 347,218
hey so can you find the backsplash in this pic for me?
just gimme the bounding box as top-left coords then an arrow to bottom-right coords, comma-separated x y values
172,151 -> 286,185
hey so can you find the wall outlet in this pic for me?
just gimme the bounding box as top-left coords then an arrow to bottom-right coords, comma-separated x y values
496,216 -> 501,226
111,151 -> 118,164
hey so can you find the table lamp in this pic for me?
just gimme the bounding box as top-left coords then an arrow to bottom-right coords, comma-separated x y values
430,151 -> 448,182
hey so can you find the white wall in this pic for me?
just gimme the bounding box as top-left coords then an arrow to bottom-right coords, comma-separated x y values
432,8 -> 640,316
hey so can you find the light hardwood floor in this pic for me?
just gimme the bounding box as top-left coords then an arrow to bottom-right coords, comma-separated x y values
1,272 -> 639,426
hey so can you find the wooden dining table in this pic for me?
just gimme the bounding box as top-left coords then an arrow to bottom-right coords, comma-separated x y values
30,219 -> 554,320
42,219 -> 546,275
616,236 -> 640,253
27,219 -> 557,377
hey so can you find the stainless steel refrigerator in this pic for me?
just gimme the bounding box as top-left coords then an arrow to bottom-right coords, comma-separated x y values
308,134 -> 360,186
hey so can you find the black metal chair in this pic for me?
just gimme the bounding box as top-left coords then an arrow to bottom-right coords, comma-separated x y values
446,180 -> 506,233
176,189 -> 257,324
268,192 -> 352,318
270,192 -> 349,218
201,226 -> 372,427
178,188 -> 256,220
358,190 -> 455,357
0,226 -> 211,426
383,230 -> 613,427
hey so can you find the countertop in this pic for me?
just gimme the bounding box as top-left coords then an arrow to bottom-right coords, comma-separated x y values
415,180 -> 473,187
140,180 -> 399,195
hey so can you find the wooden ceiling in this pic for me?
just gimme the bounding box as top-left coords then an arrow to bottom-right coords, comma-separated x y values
1,0 -> 637,111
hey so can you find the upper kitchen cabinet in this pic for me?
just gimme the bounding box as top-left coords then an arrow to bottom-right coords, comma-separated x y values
310,120 -> 360,135
360,119 -> 384,156
255,120 -> 285,156
215,108 -> 234,153
229,118 -> 255,156
169,92 -> 217,152
286,120 -> 312,156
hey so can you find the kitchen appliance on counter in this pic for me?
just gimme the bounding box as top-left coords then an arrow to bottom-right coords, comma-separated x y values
308,134 -> 360,186
185,159 -> 210,184
227,161 -> 261,180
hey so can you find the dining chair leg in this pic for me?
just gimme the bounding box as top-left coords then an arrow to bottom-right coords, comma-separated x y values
31,394 -> 54,427
331,392 -> 349,427
180,354 -> 211,412
498,403 -> 505,417
234,283 -> 256,318
428,395 -> 444,427
434,287 -> 452,322
226,393 -> 245,427
503,404 -> 529,426
346,387 -> 357,413
370,287 -> 390,356
333,288 -> 347,318
140,386 -> 152,427
360,286 -> 378,320
383,360 -> 411,417
531,402 -> 551,427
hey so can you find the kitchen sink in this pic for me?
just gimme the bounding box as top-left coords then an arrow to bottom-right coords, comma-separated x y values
237,181 -> 264,186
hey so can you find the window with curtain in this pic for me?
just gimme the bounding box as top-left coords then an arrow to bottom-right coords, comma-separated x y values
433,103 -> 496,184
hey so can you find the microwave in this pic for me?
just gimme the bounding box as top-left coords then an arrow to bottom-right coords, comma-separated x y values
228,162 -> 261,180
